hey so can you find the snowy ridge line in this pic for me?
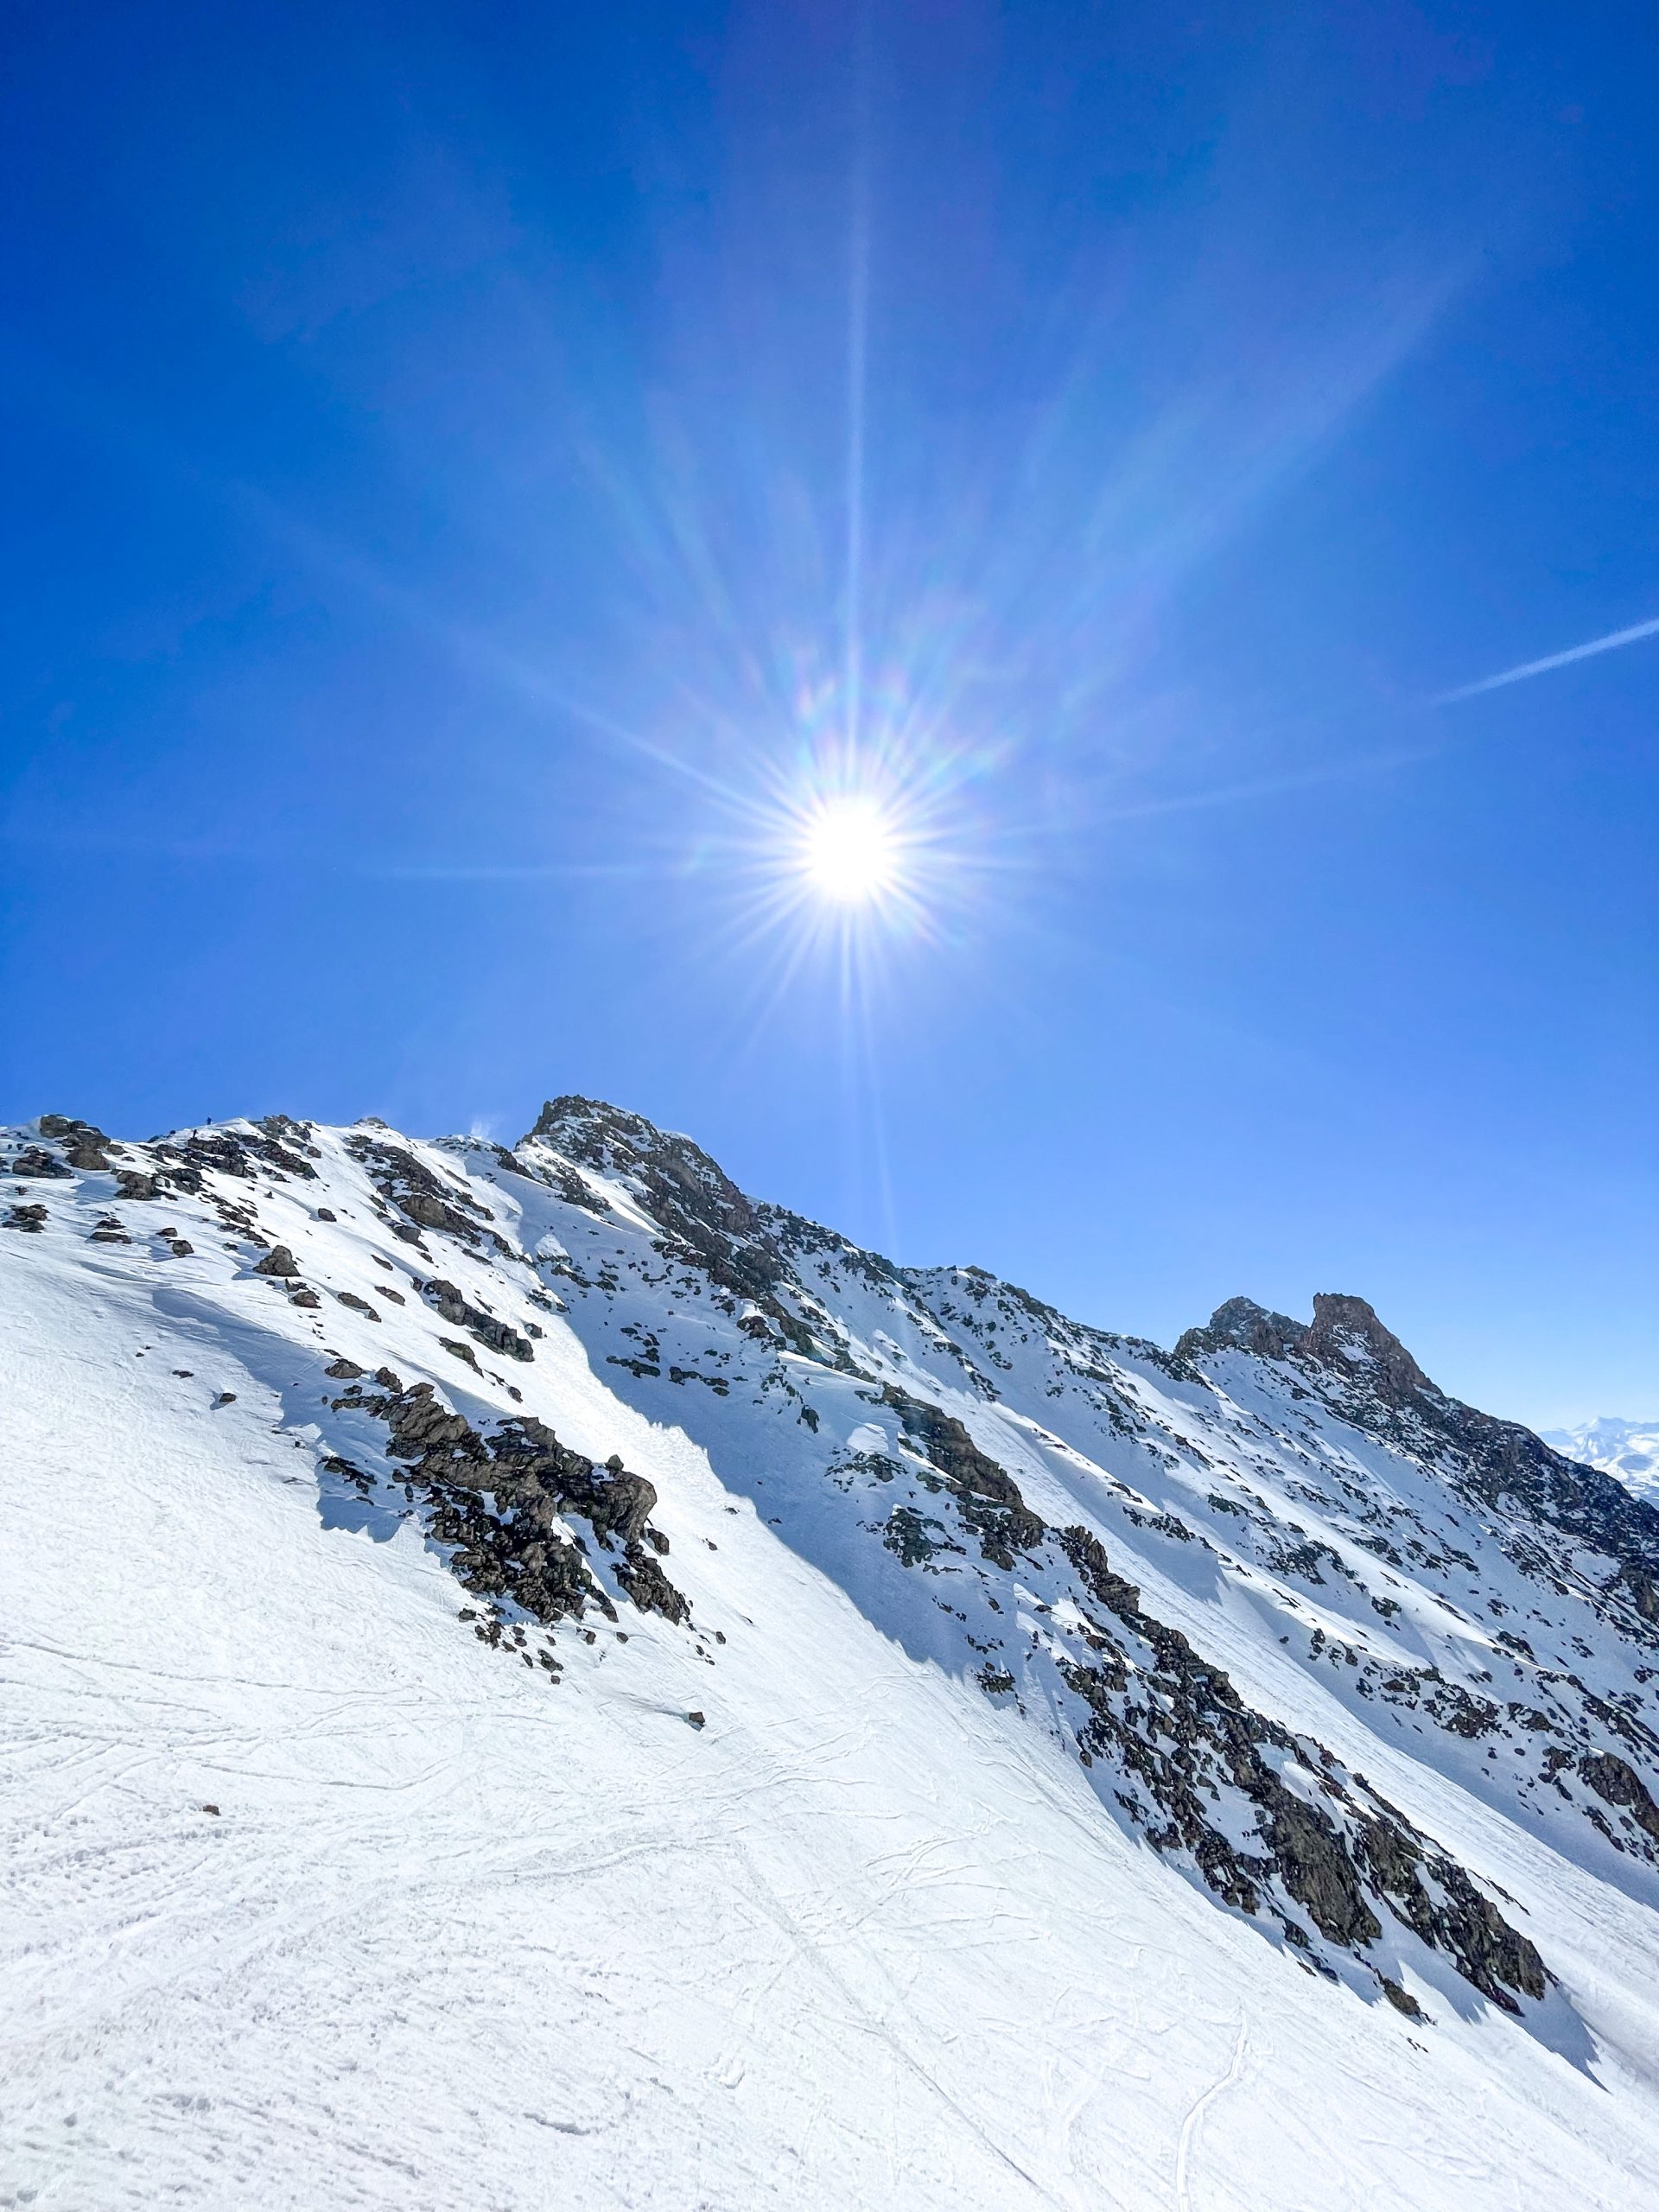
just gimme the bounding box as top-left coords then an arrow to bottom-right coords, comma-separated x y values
6,1096 -> 1659,2209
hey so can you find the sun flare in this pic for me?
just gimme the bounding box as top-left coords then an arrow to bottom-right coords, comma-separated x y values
798,795 -> 903,906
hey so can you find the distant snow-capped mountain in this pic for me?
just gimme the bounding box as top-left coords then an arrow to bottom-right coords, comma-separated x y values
1541,1415 -> 1659,1502
5,1096 -> 1659,2211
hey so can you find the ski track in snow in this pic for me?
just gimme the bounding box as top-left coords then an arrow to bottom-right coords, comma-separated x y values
3,1106 -> 1659,2209
1173,2020 -> 1247,2212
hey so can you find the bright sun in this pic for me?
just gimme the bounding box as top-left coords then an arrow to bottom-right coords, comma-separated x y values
799,796 -> 902,906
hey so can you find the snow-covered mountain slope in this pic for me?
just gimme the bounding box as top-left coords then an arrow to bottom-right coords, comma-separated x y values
5,1098 -> 1659,2211
1543,1417 -> 1659,1503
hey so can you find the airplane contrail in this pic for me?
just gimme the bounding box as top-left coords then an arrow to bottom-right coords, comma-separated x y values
1438,612 -> 1659,702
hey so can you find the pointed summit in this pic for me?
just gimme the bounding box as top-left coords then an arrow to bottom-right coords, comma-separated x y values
520,1095 -> 808,1348
1177,1292 -> 1433,1407
1301,1293 -> 1433,1404
1174,1296 -> 1306,1364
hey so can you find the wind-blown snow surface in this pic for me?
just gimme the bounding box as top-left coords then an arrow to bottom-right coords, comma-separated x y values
4,1101 -> 1659,2211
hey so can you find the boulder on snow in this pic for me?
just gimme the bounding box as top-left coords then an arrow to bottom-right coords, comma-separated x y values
12,1145 -> 71,1180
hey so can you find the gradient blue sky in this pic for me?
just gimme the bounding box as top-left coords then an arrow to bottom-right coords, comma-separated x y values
3,2 -> 1655,1426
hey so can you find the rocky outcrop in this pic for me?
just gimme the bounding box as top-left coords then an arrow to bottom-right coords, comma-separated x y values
346,1133 -> 509,1256
1053,1525 -> 1546,2010
10,1145 -> 71,1180
327,1375 -> 688,1635
1177,1293 -> 1429,1400
1174,1295 -> 1307,1366
524,1097 -> 817,1356
1301,1294 -> 1432,1402
419,1277 -> 535,1363
1178,1292 -> 1659,1641
254,1245 -> 302,1279
880,1386 -> 1045,1569
38,1116 -> 115,1170
155,1123 -> 318,1186
1580,1751 -> 1659,1843
825,1372 -> 1550,2011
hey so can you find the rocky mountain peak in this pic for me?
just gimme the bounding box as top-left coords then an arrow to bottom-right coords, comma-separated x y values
524,1096 -> 747,1217
1180,1295 -> 1307,1362
1178,1292 -> 1433,1406
1302,1293 -> 1433,1404
1176,1292 -> 1433,1411
1170,1280 -> 1659,1623
521,1096 -> 798,1334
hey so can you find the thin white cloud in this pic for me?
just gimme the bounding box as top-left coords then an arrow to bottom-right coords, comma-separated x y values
1438,613 -> 1659,702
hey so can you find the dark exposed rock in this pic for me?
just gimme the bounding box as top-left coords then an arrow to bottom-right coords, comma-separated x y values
404,1191 -> 478,1236
3,1203 -> 48,1232
880,1386 -> 1045,1568
139,1123 -> 306,1190
617,1543 -> 690,1622
1579,1751 -> 1659,1842
245,1119 -> 320,1178
162,1134 -> 248,1178
1380,1976 -> 1425,2019
1258,1784 -> 1380,1949
1351,1809 -> 1546,2007
883,1504 -> 957,1567
346,1134 -> 507,1255
1302,1294 -> 1432,1402
254,1245 -> 302,1279
335,1291 -> 380,1320
325,1357 -> 365,1380
420,1277 -> 534,1363
114,1169 -> 161,1202
1178,1294 -> 1428,1402
39,1116 -> 114,1170
1052,1523 -> 1544,2010
1175,1296 -> 1307,1367
334,1380 -> 687,1635
12,1145 -> 71,1180
524,1097 -> 815,1355
1618,1565 -> 1659,1626
487,1417 -> 659,1546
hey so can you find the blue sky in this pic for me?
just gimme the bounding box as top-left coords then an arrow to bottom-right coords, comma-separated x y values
3,2 -> 1655,1427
